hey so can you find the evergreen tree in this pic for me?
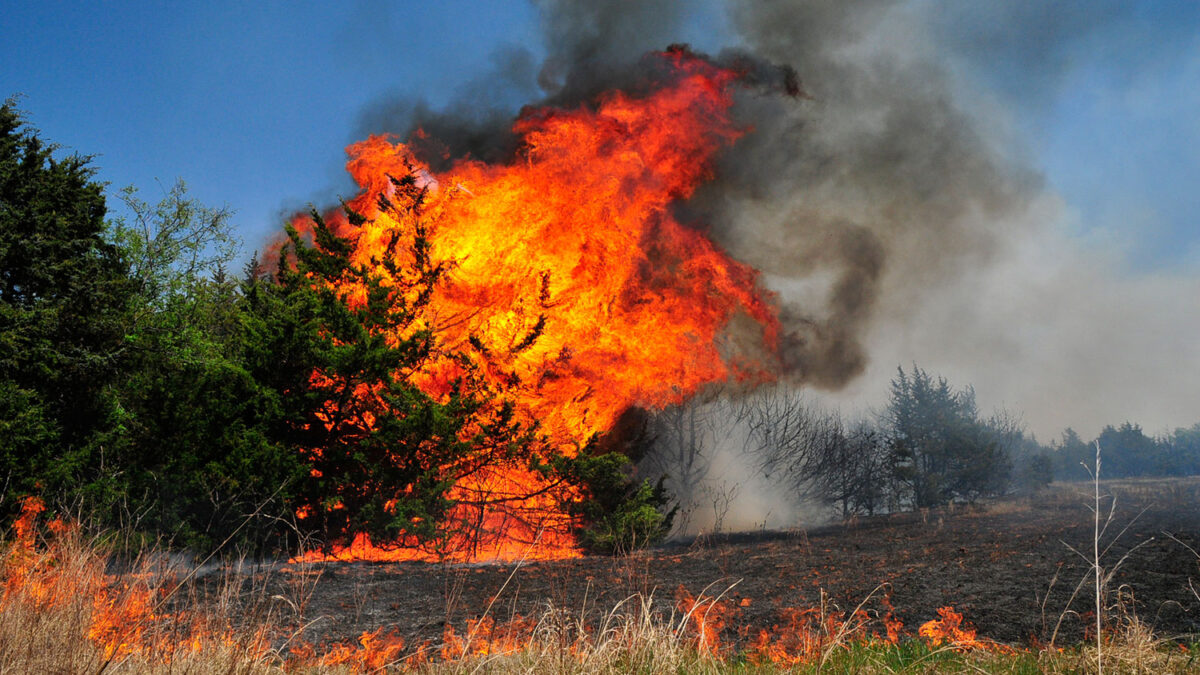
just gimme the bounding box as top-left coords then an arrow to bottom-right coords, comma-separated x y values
0,101 -> 134,514
884,365 -> 1011,507
243,182 -> 542,551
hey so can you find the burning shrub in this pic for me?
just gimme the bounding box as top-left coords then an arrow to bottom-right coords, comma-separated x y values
247,182 -> 551,555
264,50 -> 782,561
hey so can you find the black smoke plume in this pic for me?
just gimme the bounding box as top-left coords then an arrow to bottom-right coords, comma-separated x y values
355,0 -> 1039,391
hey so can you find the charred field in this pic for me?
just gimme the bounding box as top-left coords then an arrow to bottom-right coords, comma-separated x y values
275,477 -> 1200,651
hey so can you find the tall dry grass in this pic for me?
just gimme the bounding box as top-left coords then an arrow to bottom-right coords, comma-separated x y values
1,495 -> 1196,674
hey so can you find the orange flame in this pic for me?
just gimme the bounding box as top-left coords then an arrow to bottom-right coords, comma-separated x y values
319,628 -> 413,670
2,498 -> 261,663
675,586 -> 738,653
917,606 -> 1011,653
292,49 -> 781,562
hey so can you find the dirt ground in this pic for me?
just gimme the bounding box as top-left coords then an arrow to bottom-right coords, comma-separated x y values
263,478 -> 1200,650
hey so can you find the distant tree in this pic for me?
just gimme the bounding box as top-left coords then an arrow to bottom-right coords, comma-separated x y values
1049,422 -> 1200,482
1016,452 -> 1054,492
646,386 -> 894,524
884,365 -> 1011,508
1007,430 -> 1054,492
746,385 -> 833,505
642,392 -> 758,533
1050,427 -> 1093,481
818,420 -> 891,517
0,101 -> 134,515
1163,424 -> 1200,476
643,400 -> 719,526
1095,422 -> 1161,478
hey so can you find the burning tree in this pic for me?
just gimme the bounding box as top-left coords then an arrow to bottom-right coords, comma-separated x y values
243,178 -> 552,554
250,165 -> 686,559
261,48 -> 784,560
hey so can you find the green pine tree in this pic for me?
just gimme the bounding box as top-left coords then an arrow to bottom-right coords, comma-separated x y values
0,100 -> 135,515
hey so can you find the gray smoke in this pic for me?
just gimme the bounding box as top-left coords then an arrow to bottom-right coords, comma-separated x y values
702,1 -> 1044,389
356,0 -> 1024,390
350,0 -> 1200,443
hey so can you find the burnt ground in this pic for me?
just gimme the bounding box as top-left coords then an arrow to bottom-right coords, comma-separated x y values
255,478 -> 1200,650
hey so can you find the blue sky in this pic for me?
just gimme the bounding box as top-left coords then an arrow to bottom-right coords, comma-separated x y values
4,1 -> 1196,271
1,1 -> 542,249
926,0 -> 1200,271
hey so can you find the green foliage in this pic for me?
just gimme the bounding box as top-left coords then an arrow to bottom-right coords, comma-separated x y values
0,100 -> 134,516
108,181 -> 238,315
0,104 -> 306,551
97,180 -> 308,551
885,365 -> 1013,507
552,450 -> 675,555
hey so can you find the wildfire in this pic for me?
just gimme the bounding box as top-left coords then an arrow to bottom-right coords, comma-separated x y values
676,586 -> 738,654
291,48 -> 781,562
1,497 -> 261,663
917,606 -> 1013,653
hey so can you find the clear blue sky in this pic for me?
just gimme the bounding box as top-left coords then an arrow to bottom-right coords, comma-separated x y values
3,1 -> 1197,271
1,1 -> 543,251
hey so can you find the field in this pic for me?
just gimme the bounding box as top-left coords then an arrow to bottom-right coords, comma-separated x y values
4,478 -> 1199,672
282,478 -> 1200,650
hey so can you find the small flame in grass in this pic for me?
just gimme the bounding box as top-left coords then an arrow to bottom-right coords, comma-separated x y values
747,606 -> 899,665
2,498 -> 263,663
918,606 -> 1014,653
318,628 -> 414,670
676,586 -> 738,654
919,606 -> 974,647
440,615 -> 540,660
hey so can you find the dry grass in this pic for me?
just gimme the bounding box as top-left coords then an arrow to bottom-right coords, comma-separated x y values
0,513 -> 281,673
1,498 -> 1196,674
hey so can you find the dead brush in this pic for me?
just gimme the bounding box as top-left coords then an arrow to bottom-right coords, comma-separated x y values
1036,442 -> 1200,675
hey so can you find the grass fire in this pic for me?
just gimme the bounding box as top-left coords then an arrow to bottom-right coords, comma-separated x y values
3,2 -> 1200,673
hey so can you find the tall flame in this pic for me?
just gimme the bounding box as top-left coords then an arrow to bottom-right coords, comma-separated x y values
293,49 -> 780,562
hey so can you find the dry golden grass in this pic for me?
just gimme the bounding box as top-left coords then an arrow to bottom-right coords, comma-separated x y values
1,498 -> 1196,674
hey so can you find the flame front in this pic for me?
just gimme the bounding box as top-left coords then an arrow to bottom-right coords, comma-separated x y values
293,50 -> 781,561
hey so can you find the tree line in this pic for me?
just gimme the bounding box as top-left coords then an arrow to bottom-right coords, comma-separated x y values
643,361 -> 1200,531
0,102 -> 669,556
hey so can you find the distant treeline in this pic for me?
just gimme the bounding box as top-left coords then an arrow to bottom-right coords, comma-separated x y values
644,367 -> 1200,529
643,365 -> 1054,526
1048,423 -> 1200,482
